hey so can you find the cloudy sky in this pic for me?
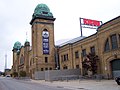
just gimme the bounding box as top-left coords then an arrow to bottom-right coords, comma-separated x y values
0,0 -> 120,72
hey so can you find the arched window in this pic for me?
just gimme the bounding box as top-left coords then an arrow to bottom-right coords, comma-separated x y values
30,59 -> 32,66
20,55 -> 24,64
104,39 -> 110,52
104,34 -> 119,52
110,34 -> 118,49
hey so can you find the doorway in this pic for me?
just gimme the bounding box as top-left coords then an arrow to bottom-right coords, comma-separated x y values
110,59 -> 120,78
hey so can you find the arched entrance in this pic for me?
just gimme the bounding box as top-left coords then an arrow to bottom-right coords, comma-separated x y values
110,59 -> 120,78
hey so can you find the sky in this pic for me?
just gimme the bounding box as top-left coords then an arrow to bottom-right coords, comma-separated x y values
0,0 -> 120,72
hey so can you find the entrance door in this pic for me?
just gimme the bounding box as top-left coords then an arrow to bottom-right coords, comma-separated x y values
111,59 -> 120,78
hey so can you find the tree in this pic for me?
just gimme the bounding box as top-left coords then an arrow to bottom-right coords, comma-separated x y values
2,72 -> 5,76
82,53 -> 99,75
12,72 -> 18,77
19,71 -> 26,77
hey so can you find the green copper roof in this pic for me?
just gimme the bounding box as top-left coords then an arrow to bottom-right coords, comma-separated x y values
24,40 -> 30,46
33,3 -> 53,18
30,3 -> 55,25
13,41 -> 22,50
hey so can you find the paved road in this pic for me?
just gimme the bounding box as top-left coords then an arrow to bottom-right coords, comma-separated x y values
0,77 -> 71,90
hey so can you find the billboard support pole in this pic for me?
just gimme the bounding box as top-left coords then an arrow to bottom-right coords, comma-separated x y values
79,18 -> 83,37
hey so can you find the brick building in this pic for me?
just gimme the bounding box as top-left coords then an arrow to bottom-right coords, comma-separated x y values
12,4 -> 120,79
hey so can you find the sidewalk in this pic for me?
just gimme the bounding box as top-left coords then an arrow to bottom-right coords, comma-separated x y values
31,79 -> 120,90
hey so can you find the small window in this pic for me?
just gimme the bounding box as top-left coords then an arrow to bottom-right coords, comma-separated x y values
41,68 -> 44,71
63,55 -> 66,61
63,66 -> 68,69
90,46 -> 95,54
45,68 -> 48,70
82,49 -> 86,57
49,67 -> 52,70
119,35 -> 120,45
45,57 -> 48,63
111,34 -> 118,49
66,54 -> 68,60
63,54 -> 68,61
61,55 -> 64,62
75,51 -> 79,59
76,65 -> 79,69
43,11 -> 48,14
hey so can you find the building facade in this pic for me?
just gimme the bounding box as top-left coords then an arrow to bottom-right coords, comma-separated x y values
12,4 -> 120,78
58,16 -> 120,78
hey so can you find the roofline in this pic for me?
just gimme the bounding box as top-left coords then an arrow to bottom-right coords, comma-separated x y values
98,15 -> 120,29
30,16 -> 56,25
57,16 -> 120,48
57,33 -> 97,48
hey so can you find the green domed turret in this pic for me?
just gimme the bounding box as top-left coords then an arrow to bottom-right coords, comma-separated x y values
30,3 -> 55,25
33,4 -> 53,18
13,41 -> 22,50
24,40 -> 30,46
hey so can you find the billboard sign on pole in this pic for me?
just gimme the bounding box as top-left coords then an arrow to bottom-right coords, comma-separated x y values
80,18 -> 102,36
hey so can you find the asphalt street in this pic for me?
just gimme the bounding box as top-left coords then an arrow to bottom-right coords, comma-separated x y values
0,77 -> 71,90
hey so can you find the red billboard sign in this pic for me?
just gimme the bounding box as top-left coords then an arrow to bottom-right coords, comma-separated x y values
83,18 -> 101,27
80,18 -> 102,29
79,18 -> 102,36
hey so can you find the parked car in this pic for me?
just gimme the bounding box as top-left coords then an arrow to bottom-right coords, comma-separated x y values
115,76 -> 120,85
5,75 -> 11,77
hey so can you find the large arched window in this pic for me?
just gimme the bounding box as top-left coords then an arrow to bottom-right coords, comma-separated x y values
104,34 -> 119,52
104,39 -> 110,52
110,34 -> 118,49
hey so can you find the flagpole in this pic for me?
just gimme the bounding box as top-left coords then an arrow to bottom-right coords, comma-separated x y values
79,18 -> 83,37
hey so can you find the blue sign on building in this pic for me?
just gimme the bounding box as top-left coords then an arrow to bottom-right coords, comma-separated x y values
42,31 -> 49,54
